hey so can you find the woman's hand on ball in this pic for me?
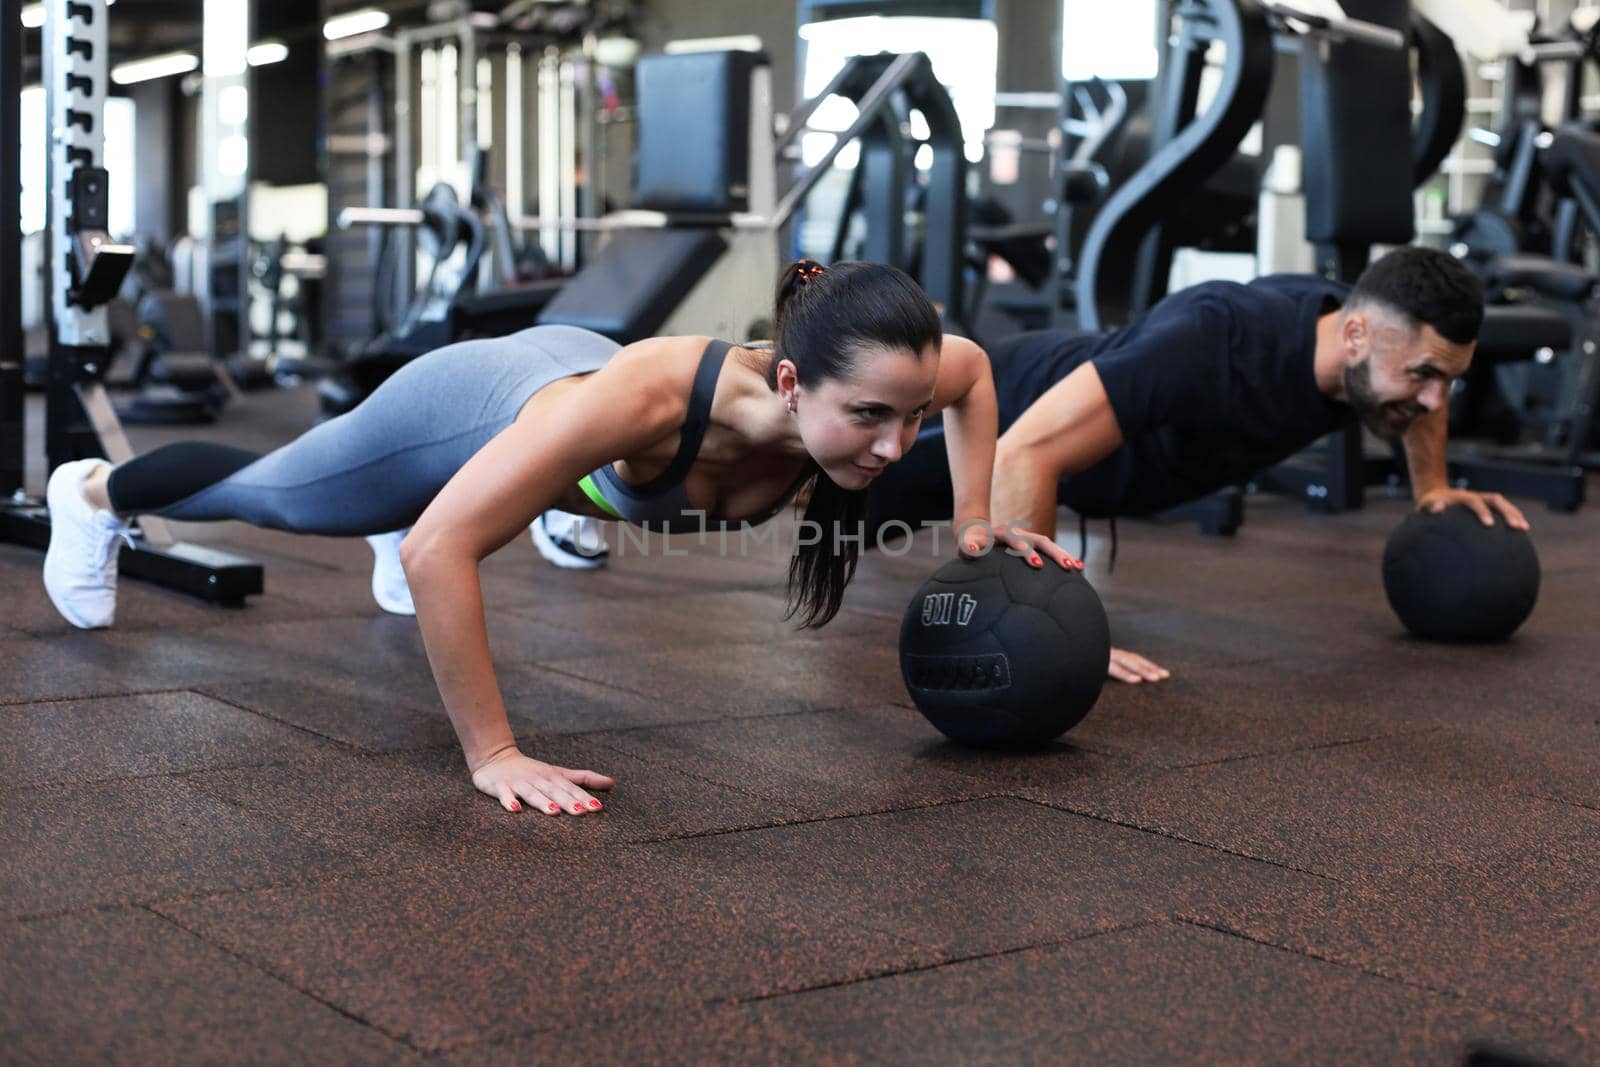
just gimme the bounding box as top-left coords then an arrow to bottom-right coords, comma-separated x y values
980,522 -> 1084,570
1417,488 -> 1530,531
470,749 -> 615,815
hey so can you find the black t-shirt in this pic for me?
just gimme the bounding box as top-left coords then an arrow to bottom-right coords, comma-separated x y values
990,274 -> 1356,516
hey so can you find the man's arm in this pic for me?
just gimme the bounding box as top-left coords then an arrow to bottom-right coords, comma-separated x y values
930,335 -> 1082,566
1401,408 -> 1530,529
930,335 -> 999,540
991,361 -> 1125,533
1400,407 -> 1450,500
992,361 -> 1166,684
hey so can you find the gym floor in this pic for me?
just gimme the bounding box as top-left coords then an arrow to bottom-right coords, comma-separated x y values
3,385 -> 1598,1064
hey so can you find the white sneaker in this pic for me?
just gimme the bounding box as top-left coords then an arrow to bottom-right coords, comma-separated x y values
530,508 -> 609,570
42,459 -> 133,629
365,529 -> 415,615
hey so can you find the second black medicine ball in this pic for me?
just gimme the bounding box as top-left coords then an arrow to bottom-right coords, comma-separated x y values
1382,504 -> 1540,642
899,550 -> 1111,746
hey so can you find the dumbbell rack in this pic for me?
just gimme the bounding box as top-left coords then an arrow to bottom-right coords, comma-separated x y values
0,0 -> 260,604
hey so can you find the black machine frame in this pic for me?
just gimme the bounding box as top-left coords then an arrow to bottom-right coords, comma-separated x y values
0,0 -> 262,603
2,0 -> 22,506
777,50 -> 969,324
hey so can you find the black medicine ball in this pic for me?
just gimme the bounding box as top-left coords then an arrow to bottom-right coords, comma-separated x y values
899,550 -> 1111,746
1382,505 -> 1540,642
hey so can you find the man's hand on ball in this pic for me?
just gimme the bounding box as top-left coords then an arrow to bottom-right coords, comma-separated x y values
1417,488 -> 1529,531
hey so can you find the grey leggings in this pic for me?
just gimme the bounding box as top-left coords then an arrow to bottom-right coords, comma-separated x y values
106,325 -> 620,536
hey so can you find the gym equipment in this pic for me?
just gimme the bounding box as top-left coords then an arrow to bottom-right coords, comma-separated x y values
1071,0 -> 1405,334
341,46 -> 788,353
0,0 -> 262,604
899,551 -> 1110,747
955,80 -> 1137,335
539,48 -> 967,340
780,51 -> 969,330
323,1 -> 650,352
1,0 -> 19,504
1382,505 -> 1540,642
129,290 -> 249,411
1446,12 -> 1600,266
321,182 -> 490,413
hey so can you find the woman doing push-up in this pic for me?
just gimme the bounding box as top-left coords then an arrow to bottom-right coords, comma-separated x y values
42,260 -> 1079,814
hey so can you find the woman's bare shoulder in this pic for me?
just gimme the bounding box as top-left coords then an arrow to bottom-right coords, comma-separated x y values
591,334 -> 717,395
610,335 -> 719,379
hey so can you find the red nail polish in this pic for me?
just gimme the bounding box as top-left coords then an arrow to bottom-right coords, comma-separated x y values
589,800 -> 603,809
548,803 -> 559,813
510,802 -> 521,812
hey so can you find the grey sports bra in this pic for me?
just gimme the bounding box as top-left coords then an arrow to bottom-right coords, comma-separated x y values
576,340 -> 809,532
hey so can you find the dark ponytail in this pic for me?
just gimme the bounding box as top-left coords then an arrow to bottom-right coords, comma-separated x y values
768,259 -> 942,628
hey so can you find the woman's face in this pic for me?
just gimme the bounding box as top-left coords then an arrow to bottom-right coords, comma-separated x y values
786,344 -> 940,490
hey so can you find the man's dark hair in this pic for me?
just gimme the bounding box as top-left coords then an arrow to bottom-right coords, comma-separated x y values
1346,246 -> 1484,344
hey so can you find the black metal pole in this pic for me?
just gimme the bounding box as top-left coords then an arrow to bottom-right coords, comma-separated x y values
1,0 -> 26,498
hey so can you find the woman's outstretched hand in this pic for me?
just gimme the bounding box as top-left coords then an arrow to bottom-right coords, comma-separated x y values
959,520 -> 1084,571
470,749 -> 615,815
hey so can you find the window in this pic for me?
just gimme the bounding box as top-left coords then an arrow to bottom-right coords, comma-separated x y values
20,88 -> 137,236
799,15 -> 999,166
1061,0 -> 1159,81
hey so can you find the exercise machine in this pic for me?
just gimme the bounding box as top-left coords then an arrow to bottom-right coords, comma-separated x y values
0,0 -> 261,603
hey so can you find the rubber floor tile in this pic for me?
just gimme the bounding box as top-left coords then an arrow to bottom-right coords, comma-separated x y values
1186,852 -> 1600,1030
151,849 -> 931,1053
547,635 -> 912,716
27,624 -> 304,692
0,689 -> 339,788
95,610 -> 618,716
908,736 -> 1150,809
181,737 -> 806,863
587,704 -> 1085,817
1091,535 -> 1377,604
455,922 -> 1597,1067
1515,586 -> 1600,634
196,674 -> 457,751
496,661 -> 751,735
1107,604 -> 1366,670
198,665 -> 688,751
1031,738 -> 1600,881
1249,649 -> 1538,709
1326,718 -> 1600,811
1167,649 -> 1595,732
1,777 -> 372,920
238,609 -> 620,677
837,574 -> 928,622
476,558 -> 695,609
502,588 -> 896,658
643,797 -> 1326,958
1134,555 -> 1389,616
1045,663 -> 1435,770
0,634 -> 125,704
1,908 -> 419,1065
